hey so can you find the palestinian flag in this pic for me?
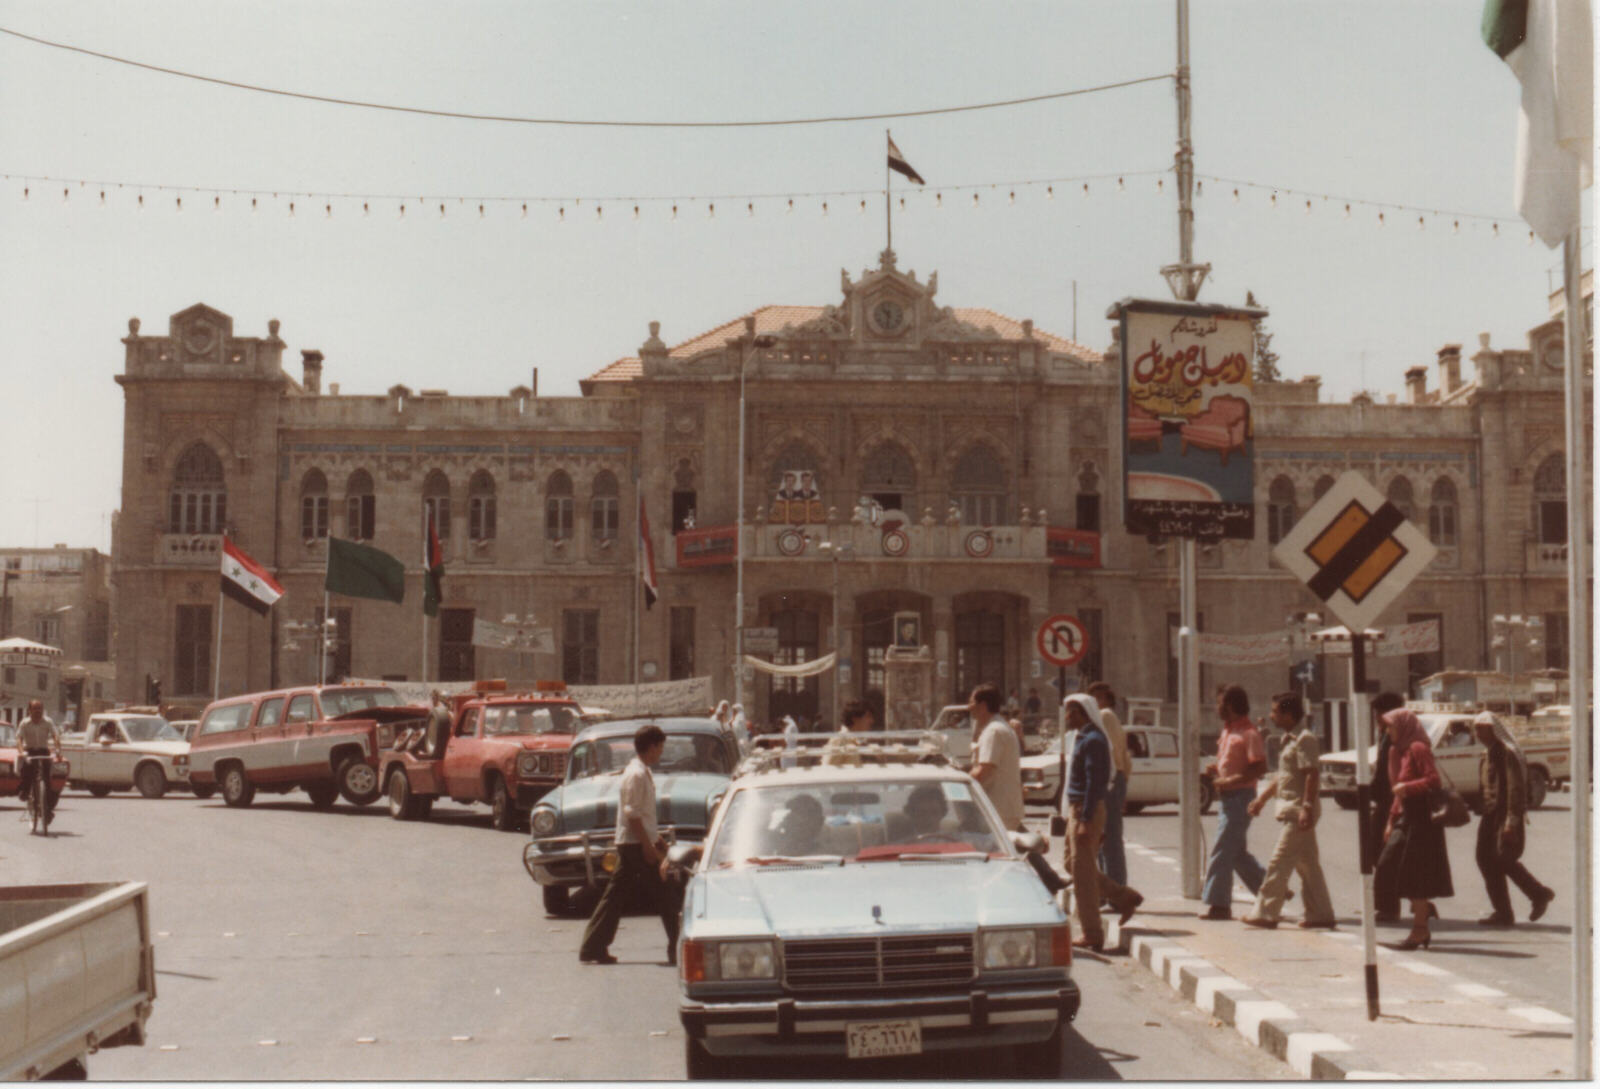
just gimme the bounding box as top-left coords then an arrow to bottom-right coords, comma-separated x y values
423,508 -> 444,618
887,134 -> 926,185
221,537 -> 284,615
325,537 -> 406,605
639,494 -> 659,610
1482,0 -> 1592,246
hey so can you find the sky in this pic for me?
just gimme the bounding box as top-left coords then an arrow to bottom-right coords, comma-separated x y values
0,0 -> 1590,553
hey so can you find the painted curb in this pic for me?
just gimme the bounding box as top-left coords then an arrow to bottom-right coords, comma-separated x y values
1106,917 -> 1391,1080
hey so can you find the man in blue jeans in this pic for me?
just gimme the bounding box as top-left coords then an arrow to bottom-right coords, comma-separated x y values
1199,685 -> 1268,920
1089,682 -> 1130,889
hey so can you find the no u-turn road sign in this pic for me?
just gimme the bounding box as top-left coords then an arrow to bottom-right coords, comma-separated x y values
1037,614 -> 1089,668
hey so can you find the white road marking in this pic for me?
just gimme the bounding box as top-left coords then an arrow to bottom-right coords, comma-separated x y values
258,1040 -> 277,1047
158,1045 -> 179,1052
1510,1006 -> 1573,1026
356,1037 -> 377,1044
1454,982 -> 1506,999
451,1035 -> 472,1042
1394,959 -> 1452,977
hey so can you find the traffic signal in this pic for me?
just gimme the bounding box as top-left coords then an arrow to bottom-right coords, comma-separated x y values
150,678 -> 161,705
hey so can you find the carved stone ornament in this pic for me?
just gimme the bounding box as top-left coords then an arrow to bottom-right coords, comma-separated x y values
923,307 -> 1001,343
780,305 -> 850,339
666,405 -> 704,440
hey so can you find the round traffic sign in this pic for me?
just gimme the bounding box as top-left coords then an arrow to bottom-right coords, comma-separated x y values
1036,614 -> 1088,667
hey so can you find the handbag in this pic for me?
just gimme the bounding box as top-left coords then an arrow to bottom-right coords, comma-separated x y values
1428,785 -> 1471,828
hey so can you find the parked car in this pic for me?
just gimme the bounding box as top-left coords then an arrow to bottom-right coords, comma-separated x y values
1021,725 -> 1215,814
0,722 -> 69,805
674,761 -> 1079,1078
1320,704 -> 1571,811
522,717 -> 738,915
189,684 -> 427,809
62,711 -> 195,799
380,691 -> 585,831
927,703 -> 976,768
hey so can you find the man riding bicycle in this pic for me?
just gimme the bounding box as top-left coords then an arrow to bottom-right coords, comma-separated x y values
16,700 -> 61,818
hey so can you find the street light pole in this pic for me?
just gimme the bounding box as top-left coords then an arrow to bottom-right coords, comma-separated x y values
819,540 -> 853,728
733,321 -> 778,713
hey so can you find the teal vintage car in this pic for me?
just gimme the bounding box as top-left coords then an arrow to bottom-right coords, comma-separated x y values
522,717 -> 739,916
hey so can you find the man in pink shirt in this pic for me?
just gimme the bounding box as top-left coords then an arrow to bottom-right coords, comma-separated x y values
1199,685 -> 1268,919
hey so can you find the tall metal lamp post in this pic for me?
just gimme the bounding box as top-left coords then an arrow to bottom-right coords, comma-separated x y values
818,539 -> 854,728
733,321 -> 779,713
1491,614 -> 1543,713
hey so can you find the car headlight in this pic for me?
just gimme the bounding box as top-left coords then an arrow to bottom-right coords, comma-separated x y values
517,751 -> 538,777
376,725 -> 394,748
173,753 -> 189,767
979,927 -> 1061,970
710,940 -> 778,981
531,808 -> 558,836
1021,768 -> 1043,783
601,850 -> 621,873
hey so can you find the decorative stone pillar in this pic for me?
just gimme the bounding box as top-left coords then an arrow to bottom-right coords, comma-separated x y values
883,644 -> 935,732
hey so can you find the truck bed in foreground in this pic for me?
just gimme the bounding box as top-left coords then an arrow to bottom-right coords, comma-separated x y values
0,882 -> 155,1081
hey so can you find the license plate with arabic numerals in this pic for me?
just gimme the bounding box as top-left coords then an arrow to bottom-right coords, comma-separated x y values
845,1019 -> 922,1059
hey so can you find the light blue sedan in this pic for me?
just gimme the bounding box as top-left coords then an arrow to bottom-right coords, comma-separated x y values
674,763 -> 1079,1078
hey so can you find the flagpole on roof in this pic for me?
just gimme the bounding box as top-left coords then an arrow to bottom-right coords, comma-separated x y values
885,129 -> 892,254
213,535 -> 225,701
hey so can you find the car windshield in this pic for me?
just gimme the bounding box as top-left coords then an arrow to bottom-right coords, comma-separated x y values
706,778 -> 1006,867
120,717 -> 182,743
930,707 -> 971,732
483,703 -> 581,737
0,724 -> 14,747
573,733 -> 729,780
320,687 -> 401,716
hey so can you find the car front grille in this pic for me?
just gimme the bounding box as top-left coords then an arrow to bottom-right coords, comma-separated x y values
782,934 -> 975,993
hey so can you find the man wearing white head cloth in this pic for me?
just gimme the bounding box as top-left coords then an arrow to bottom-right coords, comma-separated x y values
1059,693 -> 1144,951
1472,712 -> 1555,926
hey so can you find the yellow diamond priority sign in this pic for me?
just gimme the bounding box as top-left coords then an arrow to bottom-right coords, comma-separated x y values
1272,471 -> 1437,633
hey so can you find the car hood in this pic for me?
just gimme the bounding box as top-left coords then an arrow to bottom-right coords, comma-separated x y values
1320,745 -> 1379,765
128,740 -> 190,758
506,735 -> 574,751
687,858 -> 1059,938
1020,751 -> 1062,772
544,771 -> 729,830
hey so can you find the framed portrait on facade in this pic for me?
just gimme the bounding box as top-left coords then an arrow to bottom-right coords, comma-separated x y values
893,611 -> 921,651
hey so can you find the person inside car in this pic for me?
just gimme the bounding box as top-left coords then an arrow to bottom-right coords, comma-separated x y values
770,793 -> 826,856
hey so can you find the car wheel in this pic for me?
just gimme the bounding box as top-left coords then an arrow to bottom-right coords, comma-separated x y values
190,783 -> 216,800
684,1036 -> 735,1079
387,769 -> 420,820
542,884 -> 571,917
1333,793 -> 1359,811
1527,767 -> 1549,810
221,765 -> 255,808
135,764 -> 167,800
87,784 -> 113,798
490,776 -> 519,832
305,782 -> 340,809
336,757 -> 381,806
1013,1024 -> 1064,1078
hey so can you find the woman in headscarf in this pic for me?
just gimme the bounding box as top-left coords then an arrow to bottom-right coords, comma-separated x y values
709,700 -> 731,727
1376,708 -> 1452,948
1473,711 -> 1555,926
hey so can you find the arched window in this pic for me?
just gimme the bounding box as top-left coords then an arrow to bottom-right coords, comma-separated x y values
545,470 -> 574,541
422,469 -> 451,540
770,440 -> 822,501
346,469 -> 376,541
1428,476 -> 1458,547
168,442 -> 227,534
1266,476 -> 1297,544
1076,462 -> 1101,532
591,470 -> 620,541
1386,475 -> 1415,523
862,443 -> 917,512
468,471 -> 496,542
300,469 -> 328,540
952,445 -> 1007,526
1533,454 -> 1566,543
1313,475 -> 1336,502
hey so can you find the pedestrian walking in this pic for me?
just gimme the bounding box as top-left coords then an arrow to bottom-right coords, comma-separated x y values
969,684 -> 1024,832
1243,693 -> 1336,929
1199,685 -> 1268,920
1368,691 -> 1405,921
1375,708 -> 1452,949
1088,682 -> 1131,888
578,724 -> 681,966
1472,711 -> 1555,926
1059,693 -> 1143,950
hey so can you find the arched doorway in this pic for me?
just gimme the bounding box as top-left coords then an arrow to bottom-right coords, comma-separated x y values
856,590 -> 932,726
950,591 -> 1027,703
760,590 -> 828,728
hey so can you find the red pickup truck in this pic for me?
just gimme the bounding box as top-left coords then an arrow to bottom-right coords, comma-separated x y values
379,693 -> 585,831
189,684 -> 428,809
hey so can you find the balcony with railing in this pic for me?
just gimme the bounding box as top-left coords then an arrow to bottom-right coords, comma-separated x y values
671,520 -> 1101,569
155,534 -> 222,566
1527,540 -> 1569,572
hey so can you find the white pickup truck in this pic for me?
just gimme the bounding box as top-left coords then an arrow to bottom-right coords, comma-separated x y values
1320,706 -> 1570,811
1,882 -> 156,1080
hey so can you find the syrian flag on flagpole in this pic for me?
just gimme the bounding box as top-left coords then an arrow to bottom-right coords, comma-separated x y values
638,494 -> 659,610
887,134 -> 926,185
1482,0 -> 1593,246
220,537 -> 284,616
423,507 -> 444,618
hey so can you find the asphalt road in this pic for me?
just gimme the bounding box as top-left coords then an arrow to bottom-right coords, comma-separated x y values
8,790 -> 1286,1081
1029,787 -> 1582,1018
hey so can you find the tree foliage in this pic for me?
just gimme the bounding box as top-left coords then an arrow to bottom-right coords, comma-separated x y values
1246,291 -> 1282,383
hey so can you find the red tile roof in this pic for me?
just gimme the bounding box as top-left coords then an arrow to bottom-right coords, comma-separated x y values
582,305 -> 1099,383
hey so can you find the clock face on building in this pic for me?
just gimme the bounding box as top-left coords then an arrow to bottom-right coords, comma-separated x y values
870,299 -> 906,334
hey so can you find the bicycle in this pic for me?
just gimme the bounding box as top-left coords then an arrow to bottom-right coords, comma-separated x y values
22,753 -> 54,835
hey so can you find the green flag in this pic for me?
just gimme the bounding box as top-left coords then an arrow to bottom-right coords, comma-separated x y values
326,537 -> 406,604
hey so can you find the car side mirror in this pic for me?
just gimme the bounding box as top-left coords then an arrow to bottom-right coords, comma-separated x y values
1010,830 -> 1047,856
666,842 -> 703,869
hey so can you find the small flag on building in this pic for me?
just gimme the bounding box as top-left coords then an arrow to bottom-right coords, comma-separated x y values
423,508 -> 444,618
220,538 -> 284,615
887,134 -> 926,185
326,537 -> 407,605
1481,0 -> 1593,246
639,495 -> 659,610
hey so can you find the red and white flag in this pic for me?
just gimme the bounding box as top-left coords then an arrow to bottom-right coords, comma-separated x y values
638,494 -> 659,610
221,537 -> 284,615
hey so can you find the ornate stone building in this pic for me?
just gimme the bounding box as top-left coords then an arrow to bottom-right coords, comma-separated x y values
110,254 -> 1592,722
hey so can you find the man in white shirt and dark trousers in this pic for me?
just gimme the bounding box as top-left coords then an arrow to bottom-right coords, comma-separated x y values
579,724 -> 680,966
969,683 -> 1025,832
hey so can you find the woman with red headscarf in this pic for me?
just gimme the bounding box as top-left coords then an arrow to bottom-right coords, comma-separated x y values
1375,708 -> 1453,948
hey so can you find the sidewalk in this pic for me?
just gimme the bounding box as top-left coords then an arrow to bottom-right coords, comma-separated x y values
1091,846 -> 1580,1079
